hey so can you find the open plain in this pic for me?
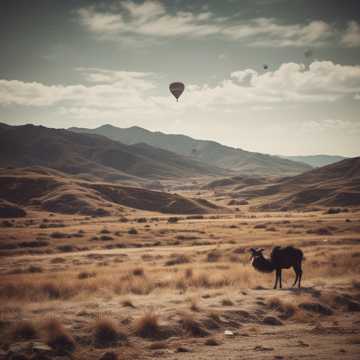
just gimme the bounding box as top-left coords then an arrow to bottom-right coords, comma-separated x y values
1,185 -> 360,359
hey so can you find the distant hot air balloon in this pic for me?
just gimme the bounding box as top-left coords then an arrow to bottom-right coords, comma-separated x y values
169,82 -> 185,102
304,49 -> 313,59
304,49 -> 313,69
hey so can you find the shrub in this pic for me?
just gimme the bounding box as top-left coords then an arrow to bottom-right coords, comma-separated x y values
128,228 -> 138,235
78,271 -> 96,279
134,311 -> 160,339
307,228 -> 333,236
27,265 -> 43,273
267,297 -> 296,319
207,250 -> 221,262
122,299 -> 136,308
50,232 -> 68,239
326,208 -> 342,214
132,267 -> 144,276
100,228 -> 111,234
186,215 -> 204,220
205,338 -> 220,346
93,318 -> 126,347
179,314 -> 209,337
57,245 -> 75,252
167,217 -> 179,224
100,235 -> 113,241
165,254 -> 190,266
11,320 -> 38,340
43,319 -> 76,354
221,298 -> 234,306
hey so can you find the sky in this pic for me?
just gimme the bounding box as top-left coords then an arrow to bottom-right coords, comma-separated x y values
1,0 -> 360,156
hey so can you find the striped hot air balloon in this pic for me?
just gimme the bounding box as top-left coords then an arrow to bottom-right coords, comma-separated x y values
169,82 -> 185,102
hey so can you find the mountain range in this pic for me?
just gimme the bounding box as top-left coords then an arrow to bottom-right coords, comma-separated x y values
69,124 -> 311,176
0,123 -> 227,183
280,155 -> 347,168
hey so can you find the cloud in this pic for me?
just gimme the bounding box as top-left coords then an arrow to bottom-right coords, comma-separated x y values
0,69 -> 156,110
341,21 -> 360,48
183,61 -> 360,107
76,1 -> 359,48
76,67 -> 155,90
77,1 -> 220,40
1,62 -> 360,119
222,19 -> 332,47
302,119 -> 360,134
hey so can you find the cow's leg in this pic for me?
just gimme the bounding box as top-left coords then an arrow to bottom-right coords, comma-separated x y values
298,266 -> 303,288
292,266 -> 299,288
274,269 -> 280,289
279,269 -> 282,289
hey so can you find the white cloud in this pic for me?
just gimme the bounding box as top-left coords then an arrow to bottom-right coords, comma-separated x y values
78,0 -> 334,47
77,67 -> 155,90
1,62 -> 360,119
0,69 -> 156,110
341,21 -> 360,48
75,1 -> 359,48
77,1 -> 220,40
222,19 -> 332,47
183,61 -> 360,107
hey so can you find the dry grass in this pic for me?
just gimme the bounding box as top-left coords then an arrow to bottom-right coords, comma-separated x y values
267,296 -> 297,319
221,298 -> 234,306
134,311 -> 161,339
42,318 -> 76,354
78,271 -> 96,279
207,249 -> 222,262
132,267 -> 144,276
165,254 -> 190,266
189,296 -> 201,312
93,317 -> 126,347
148,341 -> 168,350
179,313 -> 209,337
2,248 -> 358,304
10,320 -> 38,340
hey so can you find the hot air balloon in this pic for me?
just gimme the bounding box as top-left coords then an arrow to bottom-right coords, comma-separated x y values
169,82 -> 185,102
304,49 -> 313,59
304,49 -> 313,69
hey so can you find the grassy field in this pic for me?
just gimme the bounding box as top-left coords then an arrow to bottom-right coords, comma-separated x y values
1,202 -> 360,359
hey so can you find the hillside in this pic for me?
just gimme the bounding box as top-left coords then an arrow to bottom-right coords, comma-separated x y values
0,123 -> 226,182
239,157 -> 360,210
69,124 -> 311,176
281,154 -> 347,167
0,167 -> 220,216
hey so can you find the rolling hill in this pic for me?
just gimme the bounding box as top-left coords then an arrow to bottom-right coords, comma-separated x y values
69,124 -> 311,176
0,123 -> 227,182
237,157 -> 360,210
0,167 -> 220,216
